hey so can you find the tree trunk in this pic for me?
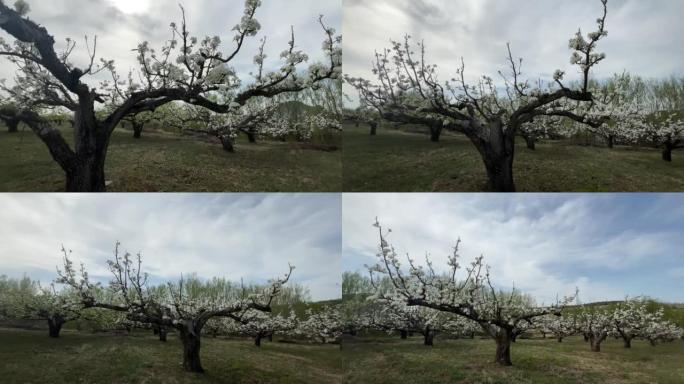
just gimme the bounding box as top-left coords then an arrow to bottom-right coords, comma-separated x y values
47,316 -> 65,338
607,135 -> 614,149
267,334 -> 273,342
469,121 -> 516,192
369,122 -> 377,136
219,135 -> 235,153
429,124 -> 442,143
132,123 -> 143,139
6,119 -> 19,133
158,326 -> 167,342
423,327 -> 434,346
255,334 -> 262,347
589,333 -> 605,352
247,132 -> 257,144
66,153 -> 107,192
494,330 -> 513,366
180,325 -> 204,373
557,337 -> 563,343
583,333 -> 589,342
662,141 -> 674,162
400,330 -> 408,339
622,336 -> 632,349
153,326 -> 159,335
523,134 -> 536,150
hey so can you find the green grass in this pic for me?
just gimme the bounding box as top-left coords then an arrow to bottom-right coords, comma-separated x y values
0,328 -> 342,384
342,125 -> 684,192
342,335 -> 684,384
0,127 -> 341,192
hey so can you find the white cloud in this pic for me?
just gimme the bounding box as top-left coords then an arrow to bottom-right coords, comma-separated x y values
343,0 -> 684,105
0,0 -> 341,89
0,194 -> 342,300
342,194 -> 684,303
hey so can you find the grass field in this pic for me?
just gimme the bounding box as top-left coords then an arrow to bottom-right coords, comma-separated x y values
0,127 -> 341,192
342,335 -> 684,384
0,328 -> 342,384
343,125 -> 684,192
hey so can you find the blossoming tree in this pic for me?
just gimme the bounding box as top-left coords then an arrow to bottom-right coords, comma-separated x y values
367,220 -> 575,366
0,0 -> 341,191
295,305 -> 343,344
55,242 -> 294,373
222,309 -> 297,347
574,307 -> 613,352
346,0 -> 610,191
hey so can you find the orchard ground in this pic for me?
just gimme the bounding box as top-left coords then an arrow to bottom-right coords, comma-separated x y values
0,125 -> 341,192
342,335 -> 684,384
342,124 -> 684,192
0,327 -> 343,384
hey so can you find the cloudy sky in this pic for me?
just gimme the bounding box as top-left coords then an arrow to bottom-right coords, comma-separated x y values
343,0 -> 684,105
0,194 -> 341,301
343,194 -> 684,304
0,0 -> 341,88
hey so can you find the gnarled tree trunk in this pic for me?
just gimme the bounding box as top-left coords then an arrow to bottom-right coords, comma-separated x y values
247,132 -> 257,144
47,315 -> 66,338
493,330 -> 513,366
255,334 -> 262,347
523,134 -> 536,150
589,333 -> 607,352
400,330 -> 408,339
369,122 -> 378,136
469,121 -> 516,192
5,119 -> 20,133
158,326 -> 167,342
429,123 -> 442,143
606,134 -> 614,149
132,122 -> 144,139
66,152 -> 107,192
423,327 -> 435,346
180,324 -> 204,373
219,135 -> 235,153
661,139 -> 678,162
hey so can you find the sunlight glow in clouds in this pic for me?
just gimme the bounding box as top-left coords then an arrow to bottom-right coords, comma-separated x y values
106,0 -> 151,14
